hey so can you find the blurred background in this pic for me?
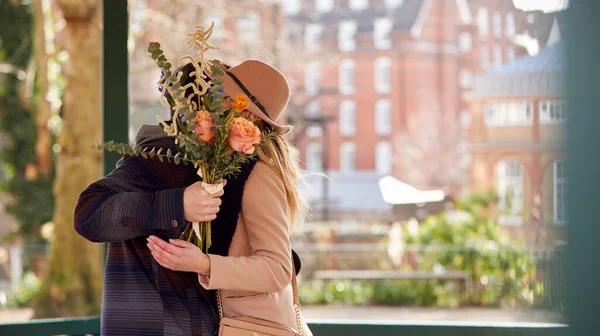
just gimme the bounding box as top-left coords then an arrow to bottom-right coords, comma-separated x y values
0,0 -> 569,325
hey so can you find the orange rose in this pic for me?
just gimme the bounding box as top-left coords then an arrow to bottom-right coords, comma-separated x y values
191,110 -> 215,142
228,117 -> 261,154
231,94 -> 250,112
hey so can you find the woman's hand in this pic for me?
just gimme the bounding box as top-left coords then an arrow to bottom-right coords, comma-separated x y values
147,236 -> 211,274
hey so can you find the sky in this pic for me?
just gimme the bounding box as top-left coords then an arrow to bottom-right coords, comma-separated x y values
513,0 -> 569,12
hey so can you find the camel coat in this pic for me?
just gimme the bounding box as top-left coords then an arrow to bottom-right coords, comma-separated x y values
198,161 -> 303,331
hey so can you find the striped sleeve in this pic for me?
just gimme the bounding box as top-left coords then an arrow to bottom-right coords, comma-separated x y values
74,156 -> 185,243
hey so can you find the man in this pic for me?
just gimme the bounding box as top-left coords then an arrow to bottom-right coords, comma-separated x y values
74,63 -> 223,336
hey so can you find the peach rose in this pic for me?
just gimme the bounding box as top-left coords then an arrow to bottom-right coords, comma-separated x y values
191,110 -> 215,142
228,117 -> 261,154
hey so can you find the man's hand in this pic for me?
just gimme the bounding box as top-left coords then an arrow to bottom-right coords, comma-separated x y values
183,181 -> 225,222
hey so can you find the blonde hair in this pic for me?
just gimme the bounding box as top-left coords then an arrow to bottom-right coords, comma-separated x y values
255,122 -> 309,226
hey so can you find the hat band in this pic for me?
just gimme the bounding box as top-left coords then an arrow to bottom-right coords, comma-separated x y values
225,71 -> 271,119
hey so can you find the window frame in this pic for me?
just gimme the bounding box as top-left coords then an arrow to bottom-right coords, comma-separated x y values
339,59 -> 356,94
375,57 -> 392,93
497,160 -> 524,226
540,100 -> 568,124
375,141 -> 393,175
339,100 -> 357,136
375,99 -> 392,135
349,0 -> 369,11
554,160 -> 567,224
305,101 -> 323,137
484,101 -> 534,127
340,142 -> 357,172
304,23 -> 323,52
374,18 -> 393,50
477,7 -> 489,37
305,61 -> 321,95
338,20 -> 357,52
306,142 -> 324,172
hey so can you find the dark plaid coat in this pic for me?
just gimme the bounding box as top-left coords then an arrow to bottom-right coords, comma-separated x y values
74,127 -> 220,336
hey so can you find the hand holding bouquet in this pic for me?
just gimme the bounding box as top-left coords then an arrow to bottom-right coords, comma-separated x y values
97,23 -> 274,252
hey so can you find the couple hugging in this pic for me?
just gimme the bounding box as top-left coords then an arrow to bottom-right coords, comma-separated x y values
74,24 -> 312,336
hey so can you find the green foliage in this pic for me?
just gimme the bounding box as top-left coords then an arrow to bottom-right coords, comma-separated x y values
3,271 -> 41,308
299,190 -> 544,308
404,190 -> 540,307
0,1 -> 54,243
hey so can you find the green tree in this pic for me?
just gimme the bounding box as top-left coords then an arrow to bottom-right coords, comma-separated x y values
0,1 -> 55,244
32,0 -> 104,317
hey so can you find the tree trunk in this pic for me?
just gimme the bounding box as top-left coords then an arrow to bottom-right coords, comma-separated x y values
33,0 -> 103,318
32,0 -> 53,177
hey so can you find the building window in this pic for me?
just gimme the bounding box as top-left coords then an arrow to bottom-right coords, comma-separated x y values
204,14 -> 224,41
493,12 -> 502,38
375,99 -> 392,135
540,100 -> 568,124
507,46 -> 516,61
339,100 -> 356,135
374,18 -> 393,50
497,161 -> 524,225
459,69 -> 473,89
506,13 -> 516,37
340,142 -> 357,172
339,59 -> 356,94
384,0 -> 403,8
480,44 -> 490,69
554,160 -> 567,223
459,32 -> 472,53
305,24 -> 323,52
338,20 -> 357,52
375,57 -> 392,93
477,7 -> 489,37
315,0 -> 333,13
375,141 -> 393,175
460,110 -> 471,129
349,0 -> 368,11
305,61 -> 321,95
485,101 -> 534,126
493,45 -> 502,67
306,143 -> 323,172
237,11 -> 261,44
305,102 -> 322,137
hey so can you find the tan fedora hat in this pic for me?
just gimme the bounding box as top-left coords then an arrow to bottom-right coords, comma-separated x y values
218,60 -> 293,134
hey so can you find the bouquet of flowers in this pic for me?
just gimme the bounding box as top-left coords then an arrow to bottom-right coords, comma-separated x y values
97,23 -> 274,252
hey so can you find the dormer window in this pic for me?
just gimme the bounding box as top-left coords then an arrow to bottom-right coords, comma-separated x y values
349,0 -> 368,11
384,0 -> 403,8
338,21 -> 357,52
374,18 -> 393,50
316,0 -> 334,13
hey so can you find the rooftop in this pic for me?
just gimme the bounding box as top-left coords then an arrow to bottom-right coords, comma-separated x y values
473,41 -> 565,97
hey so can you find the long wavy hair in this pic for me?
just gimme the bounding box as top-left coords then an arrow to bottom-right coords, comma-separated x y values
256,121 -> 308,227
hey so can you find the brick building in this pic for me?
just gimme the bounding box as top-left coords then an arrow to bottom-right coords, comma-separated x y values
468,39 -> 566,245
283,0 -> 538,217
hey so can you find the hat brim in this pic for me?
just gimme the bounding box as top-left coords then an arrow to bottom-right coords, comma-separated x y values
216,66 -> 293,135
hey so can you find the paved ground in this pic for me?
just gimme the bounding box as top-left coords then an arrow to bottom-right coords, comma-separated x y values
0,306 -> 563,324
301,306 -> 563,323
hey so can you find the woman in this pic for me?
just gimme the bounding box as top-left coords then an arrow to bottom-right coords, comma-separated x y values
147,59 -> 312,335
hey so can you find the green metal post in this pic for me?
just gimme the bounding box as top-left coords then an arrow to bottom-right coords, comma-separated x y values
102,0 -> 129,260
565,1 -> 600,336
